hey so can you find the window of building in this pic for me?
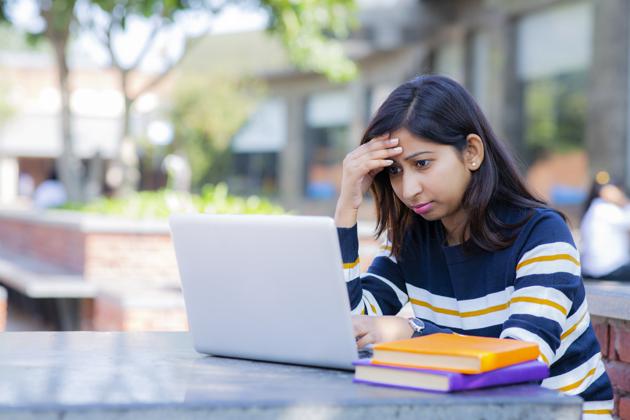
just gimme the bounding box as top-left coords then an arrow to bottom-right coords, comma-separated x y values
230,98 -> 286,196
469,30 -> 491,115
304,91 -> 351,200
517,2 -> 593,162
434,38 -> 465,83
230,152 -> 279,196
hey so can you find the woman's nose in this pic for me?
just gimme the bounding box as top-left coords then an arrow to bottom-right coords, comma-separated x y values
402,174 -> 422,201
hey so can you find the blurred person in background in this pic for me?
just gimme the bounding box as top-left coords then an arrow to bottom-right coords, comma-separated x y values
580,171 -> 630,281
33,168 -> 67,209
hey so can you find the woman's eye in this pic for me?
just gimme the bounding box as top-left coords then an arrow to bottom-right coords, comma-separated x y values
387,165 -> 401,175
416,160 -> 431,168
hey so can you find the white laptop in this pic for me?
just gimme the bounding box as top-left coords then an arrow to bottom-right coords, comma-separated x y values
169,214 -> 362,370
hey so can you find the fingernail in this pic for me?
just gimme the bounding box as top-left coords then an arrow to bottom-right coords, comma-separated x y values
388,138 -> 398,144
393,147 -> 402,152
385,160 -> 394,165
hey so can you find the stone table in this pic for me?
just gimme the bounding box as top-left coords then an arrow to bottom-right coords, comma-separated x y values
0,332 -> 582,419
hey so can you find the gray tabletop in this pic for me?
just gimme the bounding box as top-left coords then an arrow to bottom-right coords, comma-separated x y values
0,332 -> 582,420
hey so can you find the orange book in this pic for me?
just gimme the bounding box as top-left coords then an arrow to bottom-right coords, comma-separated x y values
371,333 -> 540,374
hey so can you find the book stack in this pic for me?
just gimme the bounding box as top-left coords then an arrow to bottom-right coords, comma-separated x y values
353,333 -> 549,392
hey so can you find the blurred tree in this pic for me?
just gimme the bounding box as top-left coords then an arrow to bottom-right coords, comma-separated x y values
1,0 -> 357,200
0,84 -> 13,126
1,0 -> 83,201
168,75 -> 263,190
523,72 -> 587,161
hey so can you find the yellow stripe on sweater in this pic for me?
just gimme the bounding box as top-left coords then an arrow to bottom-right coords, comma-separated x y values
409,296 -> 567,318
582,409 -> 612,415
343,258 -> 360,269
516,254 -> 580,270
539,353 -> 550,365
409,298 -> 510,317
557,367 -> 596,392
561,312 -> 587,340
510,296 -> 568,316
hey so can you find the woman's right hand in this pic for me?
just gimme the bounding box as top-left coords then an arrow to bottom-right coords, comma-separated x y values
335,134 -> 402,227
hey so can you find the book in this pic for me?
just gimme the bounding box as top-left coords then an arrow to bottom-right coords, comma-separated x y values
353,359 -> 549,392
371,333 -> 540,374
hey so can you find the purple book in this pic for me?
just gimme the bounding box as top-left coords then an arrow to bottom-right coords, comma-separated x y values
353,359 -> 549,393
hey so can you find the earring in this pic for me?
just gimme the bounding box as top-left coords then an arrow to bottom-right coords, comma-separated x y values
472,162 -> 477,167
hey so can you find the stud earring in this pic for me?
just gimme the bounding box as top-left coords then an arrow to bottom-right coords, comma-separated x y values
472,162 -> 477,167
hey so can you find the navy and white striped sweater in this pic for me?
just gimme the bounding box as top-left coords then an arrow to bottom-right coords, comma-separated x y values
338,206 -> 613,418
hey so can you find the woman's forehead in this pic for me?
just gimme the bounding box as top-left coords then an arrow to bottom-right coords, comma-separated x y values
390,128 -> 447,151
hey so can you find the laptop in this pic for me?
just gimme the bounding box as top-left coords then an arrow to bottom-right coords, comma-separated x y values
169,214 -> 364,370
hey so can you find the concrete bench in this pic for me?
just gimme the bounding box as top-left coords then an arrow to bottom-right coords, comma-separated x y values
0,246 -> 97,330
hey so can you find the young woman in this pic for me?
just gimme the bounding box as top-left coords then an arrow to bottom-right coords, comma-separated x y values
580,172 -> 630,281
335,75 -> 613,418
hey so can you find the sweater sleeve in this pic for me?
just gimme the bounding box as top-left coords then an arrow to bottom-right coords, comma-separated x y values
337,224 -> 409,316
499,210 -> 582,366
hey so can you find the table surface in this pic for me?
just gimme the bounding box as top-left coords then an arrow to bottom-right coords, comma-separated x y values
0,332 -> 582,419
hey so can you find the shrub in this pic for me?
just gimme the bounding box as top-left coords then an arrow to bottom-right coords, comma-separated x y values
59,183 -> 286,219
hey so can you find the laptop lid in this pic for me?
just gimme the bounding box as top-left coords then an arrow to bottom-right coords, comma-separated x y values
169,214 -> 359,370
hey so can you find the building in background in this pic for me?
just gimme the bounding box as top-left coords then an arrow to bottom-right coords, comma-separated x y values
0,29 -> 167,205
1,0 -> 627,223
217,0 -> 625,223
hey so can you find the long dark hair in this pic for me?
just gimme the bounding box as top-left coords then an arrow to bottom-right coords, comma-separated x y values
363,75 -> 548,257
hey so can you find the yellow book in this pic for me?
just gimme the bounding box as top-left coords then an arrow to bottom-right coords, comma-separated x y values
371,333 -> 540,374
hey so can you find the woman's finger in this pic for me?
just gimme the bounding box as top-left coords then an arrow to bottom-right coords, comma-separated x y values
356,332 -> 376,349
359,159 -> 395,173
354,135 -> 396,157
362,147 -> 402,162
364,136 -> 398,153
367,167 -> 383,179
352,315 -> 369,338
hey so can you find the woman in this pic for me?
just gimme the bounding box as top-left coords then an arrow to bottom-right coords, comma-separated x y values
335,75 -> 613,418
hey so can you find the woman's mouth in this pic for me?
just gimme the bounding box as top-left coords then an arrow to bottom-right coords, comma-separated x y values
412,202 -> 434,215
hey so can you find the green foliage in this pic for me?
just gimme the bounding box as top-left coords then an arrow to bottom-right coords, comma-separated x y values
59,183 -> 286,218
2,0 -> 358,84
523,72 -> 587,159
0,84 -> 14,126
169,75 -> 264,189
263,0 -> 358,82
88,0 -> 358,82
90,0 -> 196,22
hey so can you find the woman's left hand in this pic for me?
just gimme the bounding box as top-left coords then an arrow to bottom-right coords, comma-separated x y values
352,315 -> 414,348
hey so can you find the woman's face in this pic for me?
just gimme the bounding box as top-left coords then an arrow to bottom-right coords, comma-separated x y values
387,128 -> 473,230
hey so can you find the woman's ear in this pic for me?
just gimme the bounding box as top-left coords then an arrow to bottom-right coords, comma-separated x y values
464,134 -> 485,171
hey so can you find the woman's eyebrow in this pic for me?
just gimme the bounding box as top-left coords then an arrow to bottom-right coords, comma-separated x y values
404,151 -> 434,161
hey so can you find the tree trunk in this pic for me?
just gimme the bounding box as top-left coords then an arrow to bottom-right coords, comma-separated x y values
51,35 -> 82,202
111,71 -> 139,196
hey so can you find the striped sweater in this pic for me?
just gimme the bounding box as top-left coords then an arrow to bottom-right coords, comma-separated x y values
338,206 -> 613,418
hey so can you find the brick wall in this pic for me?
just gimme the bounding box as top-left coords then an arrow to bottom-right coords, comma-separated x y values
84,233 -> 179,288
0,213 -> 180,331
0,214 -> 177,288
0,218 -> 85,272
0,212 -> 380,332
92,291 -> 188,331
592,316 -> 630,419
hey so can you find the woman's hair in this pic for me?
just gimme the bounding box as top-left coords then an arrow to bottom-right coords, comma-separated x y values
582,171 -> 624,217
363,75 -> 547,257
